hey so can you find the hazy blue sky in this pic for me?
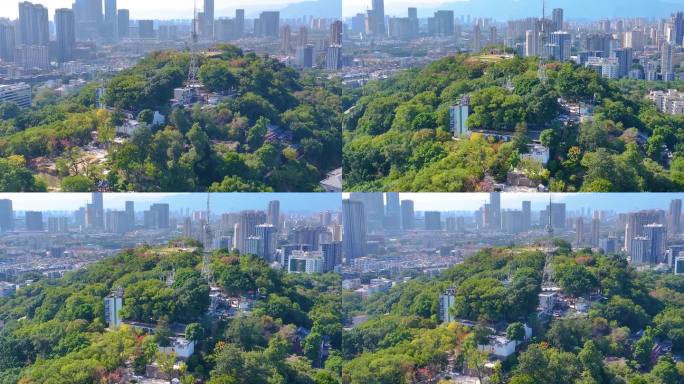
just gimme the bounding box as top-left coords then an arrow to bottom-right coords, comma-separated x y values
0,193 -> 341,213
344,193 -> 684,212
345,0 -> 684,19
5,0 -> 683,21
2,192 -> 678,214
1,0 -> 314,19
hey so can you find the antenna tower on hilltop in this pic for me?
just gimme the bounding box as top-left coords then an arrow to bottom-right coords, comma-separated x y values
542,192 -> 555,288
201,193 -> 214,280
537,0 -> 548,83
187,0 -> 200,86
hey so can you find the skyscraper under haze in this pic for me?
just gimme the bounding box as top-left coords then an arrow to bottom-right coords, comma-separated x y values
522,201 -> 531,231
673,11 -> 684,46
662,42 -> 675,81
91,192 -> 104,229
670,199 -> 682,235
147,204 -> 169,229
256,11 -> 279,38
18,2 -> 49,46
0,200 -> 13,232
644,223 -> 667,263
552,8 -> 564,32
401,200 -> 415,230
384,192 -> 400,231
235,210 -> 267,253
489,192 -> 501,230
575,218 -> 584,245
371,0 -> 386,37
104,0 -> 117,39
125,201 -> 135,230
73,0 -> 103,40
425,211 -> 442,230
268,200 -> 280,229
342,199 -> 367,262
349,193 -> 384,233
105,0 -> 117,23
235,9 -> 245,38
330,20 -> 343,45
0,21 -> 16,62
55,9 -> 76,62
117,9 -> 130,38
204,0 -> 215,39
624,210 -> 666,253
591,215 -> 600,247
25,211 -> 44,231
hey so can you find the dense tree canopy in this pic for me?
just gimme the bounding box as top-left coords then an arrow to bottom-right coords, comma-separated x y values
0,45 -> 341,192
336,242 -> 684,384
0,243 -> 343,383
343,54 -> 684,192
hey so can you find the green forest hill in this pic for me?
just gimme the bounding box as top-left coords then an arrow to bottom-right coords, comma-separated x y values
0,242 -> 346,383
340,240 -> 684,383
0,45 -> 343,192
343,53 -> 684,192
4,240 -> 684,383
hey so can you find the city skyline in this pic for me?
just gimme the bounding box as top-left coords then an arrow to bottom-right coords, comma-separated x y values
344,0 -> 684,19
0,193 -> 342,212
344,193 -> 684,213
0,0 -> 341,20
8,0 -> 684,21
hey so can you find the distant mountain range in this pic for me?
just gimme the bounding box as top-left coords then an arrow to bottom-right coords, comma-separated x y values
217,0 -> 341,19
412,0 -> 684,20
280,0 -> 341,19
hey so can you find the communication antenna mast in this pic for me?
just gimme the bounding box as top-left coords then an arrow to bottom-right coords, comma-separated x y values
537,0 -> 548,83
187,0 -> 200,86
201,193 -> 213,281
542,192 -> 555,288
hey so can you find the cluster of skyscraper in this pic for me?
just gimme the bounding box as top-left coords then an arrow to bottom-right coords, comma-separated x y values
0,193 -> 169,234
342,192 -> 418,262
0,194 -> 343,275
348,2 -> 468,41
514,8 -> 684,81
341,4 -> 684,83
514,8 -> 571,62
341,192 -> 568,263
474,193 -> 566,233
179,200 -> 343,274
282,19 -> 343,70
0,1 -> 131,69
623,199 -> 681,266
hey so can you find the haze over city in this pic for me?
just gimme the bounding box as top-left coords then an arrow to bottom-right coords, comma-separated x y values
344,0 -> 684,18
0,193 -> 341,212
344,193 -> 684,212
0,0 -> 342,19
4,0 -> 684,381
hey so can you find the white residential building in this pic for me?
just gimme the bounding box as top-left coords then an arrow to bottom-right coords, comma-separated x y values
478,335 -> 517,358
649,89 -> 684,115
0,83 -> 31,108
585,56 -> 619,79
449,96 -> 470,138
439,287 -> 457,323
104,288 -> 123,329
116,119 -> 140,136
288,250 -> 325,274
159,337 -> 195,359
522,144 -> 550,165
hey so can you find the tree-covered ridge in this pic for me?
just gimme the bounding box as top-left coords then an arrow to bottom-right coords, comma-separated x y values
339,243 -> 684,384
0,45 -> 342,192
343,53 -> 684,192
0,244 -> 344,383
